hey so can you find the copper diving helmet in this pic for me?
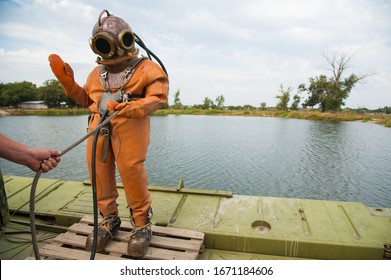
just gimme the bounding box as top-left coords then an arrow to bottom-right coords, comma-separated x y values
89,10 -> 138,64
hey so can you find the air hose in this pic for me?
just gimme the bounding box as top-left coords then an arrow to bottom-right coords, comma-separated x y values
29,110 -> 118,260
134,32 -> 168,77
89,109 -> 110,260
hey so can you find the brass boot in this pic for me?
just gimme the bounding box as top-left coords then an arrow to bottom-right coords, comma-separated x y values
127,223 -> 152,258
85,214 -> 121,252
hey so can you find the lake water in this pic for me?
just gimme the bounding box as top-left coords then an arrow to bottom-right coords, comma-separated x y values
1,114 -> 390,208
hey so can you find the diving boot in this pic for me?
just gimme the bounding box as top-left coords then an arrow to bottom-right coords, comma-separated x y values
85,214 -> 121,252
127,223 -> 152,258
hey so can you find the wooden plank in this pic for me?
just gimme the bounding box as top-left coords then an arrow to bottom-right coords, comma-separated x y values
40,244 -> 125,260
53,232 -> 86,248
105,240 -> 198,260
50,230 -> 198,260
39,215 -> 204,260
67,223 -> 203,252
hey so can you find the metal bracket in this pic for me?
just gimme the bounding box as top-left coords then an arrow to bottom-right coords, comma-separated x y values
176,179 -> 184,192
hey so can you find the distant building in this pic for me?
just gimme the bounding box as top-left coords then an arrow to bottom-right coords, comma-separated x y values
20,101 -> 48,109
60,102 -> 68,108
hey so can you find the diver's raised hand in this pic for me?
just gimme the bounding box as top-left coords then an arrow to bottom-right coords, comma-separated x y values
48,54 -> 92,107
49,54 -> 75,88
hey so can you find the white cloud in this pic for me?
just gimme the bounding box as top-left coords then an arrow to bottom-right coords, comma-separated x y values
0,48 -> 42,58
0,0 -> 390,109
34,0 -> 94,16
0,22 -> 72,46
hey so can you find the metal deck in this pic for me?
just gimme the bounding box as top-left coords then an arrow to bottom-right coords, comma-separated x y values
1,175 -> 390,260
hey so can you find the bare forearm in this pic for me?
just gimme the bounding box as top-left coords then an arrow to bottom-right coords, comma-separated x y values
0,134 -> 61,172
0,134 -> 31,166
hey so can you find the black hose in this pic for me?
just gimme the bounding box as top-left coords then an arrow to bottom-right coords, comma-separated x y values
134,33 -> 152,60
89,109 -> 109,260
29,111 -> 118,260
134,32 -> 168,77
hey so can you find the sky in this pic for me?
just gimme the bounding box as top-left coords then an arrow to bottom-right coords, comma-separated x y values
0,0 -> 390,109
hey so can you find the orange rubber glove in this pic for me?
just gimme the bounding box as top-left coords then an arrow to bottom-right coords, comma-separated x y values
106,100 -> 123,115
48,54 -> 92,107
106,96 -> 165,119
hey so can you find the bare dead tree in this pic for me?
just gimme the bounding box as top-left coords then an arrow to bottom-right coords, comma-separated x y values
301,49 -> 376,111
323,49 -> 375,87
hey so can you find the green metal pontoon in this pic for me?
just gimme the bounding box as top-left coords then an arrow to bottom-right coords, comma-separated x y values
1,175 -> 390,260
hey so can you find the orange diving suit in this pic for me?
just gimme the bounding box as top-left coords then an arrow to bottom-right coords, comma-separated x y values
49,10 -> 168,257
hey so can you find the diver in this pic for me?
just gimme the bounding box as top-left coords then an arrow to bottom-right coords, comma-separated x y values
49,9 -> 169,257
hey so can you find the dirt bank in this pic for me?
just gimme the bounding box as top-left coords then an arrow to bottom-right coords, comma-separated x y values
0,109 -> 10,116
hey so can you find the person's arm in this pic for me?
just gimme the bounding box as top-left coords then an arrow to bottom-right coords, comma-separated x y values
0,134 -> 61,173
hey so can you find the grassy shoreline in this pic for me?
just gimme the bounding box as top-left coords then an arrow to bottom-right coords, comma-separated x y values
154,108 -> 391,127
2,108 -> 391,127
1,108 -> 91,116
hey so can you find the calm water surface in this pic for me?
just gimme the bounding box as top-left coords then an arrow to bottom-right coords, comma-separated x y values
1,115 -> 390,208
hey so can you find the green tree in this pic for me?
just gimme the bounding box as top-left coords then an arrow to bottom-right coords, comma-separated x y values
243,105 -> 256,110
215,94 -> 225,109
301,50 -> 372,112
290,94 -> 301,110
299,75 -> 330,112
38,79 -> 70,108
173,89 -> 183,109
0,83 -> 7,107
275,84 -> 292,111
0,81 -> 38,107
260,102 -> 267,110
202,97 -> 214,109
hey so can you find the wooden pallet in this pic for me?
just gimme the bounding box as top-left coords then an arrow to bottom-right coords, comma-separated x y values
39,215 -> 204,260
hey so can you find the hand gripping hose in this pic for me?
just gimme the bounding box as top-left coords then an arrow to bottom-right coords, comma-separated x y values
29,110 -> 118,260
